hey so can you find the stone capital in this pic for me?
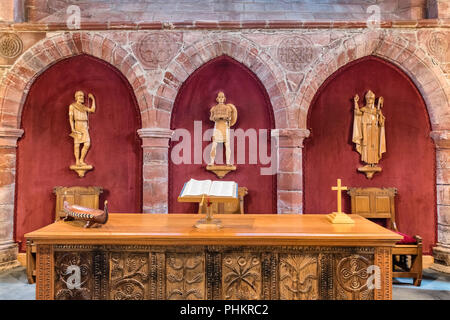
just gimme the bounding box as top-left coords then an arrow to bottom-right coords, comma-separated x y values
271,128 -> 310,148
137,128 -> 174,148
431,130 -> 450,149
0,127 -> 24,147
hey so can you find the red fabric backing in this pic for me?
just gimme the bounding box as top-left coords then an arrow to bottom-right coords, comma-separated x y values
304,56 -> 436,254
15,54 -> 142,252
169,56 -> 276,214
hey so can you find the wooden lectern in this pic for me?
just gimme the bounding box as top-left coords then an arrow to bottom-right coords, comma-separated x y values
178,180 -> 238,229
178,194 -> 237,229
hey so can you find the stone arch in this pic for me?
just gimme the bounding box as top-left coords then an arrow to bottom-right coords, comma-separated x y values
0,32 -> 151,129
295,30 -> 450,131
154,34 -> 290,129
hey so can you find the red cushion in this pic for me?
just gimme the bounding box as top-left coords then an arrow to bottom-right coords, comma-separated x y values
394,231 -> 417,244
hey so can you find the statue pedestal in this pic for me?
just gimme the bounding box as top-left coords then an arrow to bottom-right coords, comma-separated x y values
206,164 -> 236,178
358,165 -> 382,179
70,164 -> 93,177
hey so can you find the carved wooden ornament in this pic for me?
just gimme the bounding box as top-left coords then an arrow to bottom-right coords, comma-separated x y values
326,179 -> 354,224
352,90 -> 386,179
69,91 -> 96,177
206,92 -> 237,178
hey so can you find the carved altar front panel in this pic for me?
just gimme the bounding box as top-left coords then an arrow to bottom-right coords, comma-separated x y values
43,245 -> 391,300
279,254 -> 319,300
335,254 -> 374,300
166,253 -> 205,300
54,251 -> 92,300
222,253 -> 262,300
110,252 -> 149,300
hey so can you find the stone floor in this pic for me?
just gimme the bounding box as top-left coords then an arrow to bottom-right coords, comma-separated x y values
0,266 -> 449,300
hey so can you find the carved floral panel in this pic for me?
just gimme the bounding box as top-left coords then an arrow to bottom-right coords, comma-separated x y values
279,254 -> 319,300
109,252 -> 149,300
166,253 -> 205,300
222,253 -> 262,300
54,252 -> 92,300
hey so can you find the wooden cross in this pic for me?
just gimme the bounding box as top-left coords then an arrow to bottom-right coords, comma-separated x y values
331,179 -> 348,214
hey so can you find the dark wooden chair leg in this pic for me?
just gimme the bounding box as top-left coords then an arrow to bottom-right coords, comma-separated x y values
412,235 -> 423,287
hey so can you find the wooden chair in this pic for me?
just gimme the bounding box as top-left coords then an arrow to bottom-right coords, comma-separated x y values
53,186 -> 103,221
347,187 -> 422,286
198,187 -> 248,214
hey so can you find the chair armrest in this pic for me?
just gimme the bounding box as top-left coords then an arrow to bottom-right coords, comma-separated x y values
413,235 -> 422,246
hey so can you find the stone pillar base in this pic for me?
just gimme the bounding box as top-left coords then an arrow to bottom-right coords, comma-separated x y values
0,241 -> 20,272
431,245 -> 450,273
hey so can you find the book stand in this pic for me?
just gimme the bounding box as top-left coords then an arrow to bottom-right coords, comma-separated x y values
178,194 -> 236,229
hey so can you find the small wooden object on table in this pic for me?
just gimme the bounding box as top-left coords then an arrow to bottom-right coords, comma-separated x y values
326,179 -> 354,224
179,195 -> 236,229
62,200 -> 109,228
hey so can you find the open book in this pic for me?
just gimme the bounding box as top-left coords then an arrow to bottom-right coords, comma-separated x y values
180,179 -> 238,199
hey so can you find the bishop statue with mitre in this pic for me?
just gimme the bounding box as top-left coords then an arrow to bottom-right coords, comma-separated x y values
352,90 -> 386,179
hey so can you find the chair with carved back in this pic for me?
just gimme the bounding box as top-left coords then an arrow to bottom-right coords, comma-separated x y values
347,187 -> 422,286
198,187 -> 248,214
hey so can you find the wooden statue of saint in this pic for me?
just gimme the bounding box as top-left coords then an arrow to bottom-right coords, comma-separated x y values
206,92 -> 238,178
69,91 -> 96,177
352,90 -> 386,179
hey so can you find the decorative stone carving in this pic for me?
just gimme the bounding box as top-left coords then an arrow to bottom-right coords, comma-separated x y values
166,253 -> 205,300
427,31 -> 448,62
277,36 -> 314,72
133,33 -> 182,69
0,33 -> 23,59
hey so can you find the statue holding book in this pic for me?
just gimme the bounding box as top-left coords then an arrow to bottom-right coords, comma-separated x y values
207,92 -> 238,178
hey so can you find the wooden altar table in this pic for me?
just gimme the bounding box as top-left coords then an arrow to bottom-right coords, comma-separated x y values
25,214 -> 402,300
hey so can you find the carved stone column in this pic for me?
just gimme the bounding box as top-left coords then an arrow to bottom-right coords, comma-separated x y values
272,129 -> 310,214
0,127 -> 23,271
137,128 -> 173,214
431,130 -> 450,273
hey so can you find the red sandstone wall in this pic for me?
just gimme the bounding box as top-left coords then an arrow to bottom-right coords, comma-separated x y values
304,56 -> 436,254
24,0 -> 428,23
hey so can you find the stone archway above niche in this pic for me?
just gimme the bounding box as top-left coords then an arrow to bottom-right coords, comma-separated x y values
0,32 -> 151,130
295,31 -> 450,131
153,36 -> 291,129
